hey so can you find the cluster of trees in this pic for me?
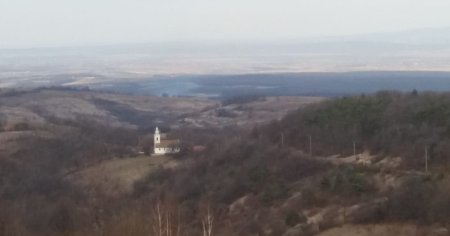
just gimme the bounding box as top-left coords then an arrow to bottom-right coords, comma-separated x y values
133,135 -> 332,235
259,91 -> 450,169
353,174 -> 450,226
221,95 -> 265,106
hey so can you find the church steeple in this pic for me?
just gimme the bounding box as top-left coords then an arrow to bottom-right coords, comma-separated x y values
152,126 -> 181,155
154,127 -> 161,144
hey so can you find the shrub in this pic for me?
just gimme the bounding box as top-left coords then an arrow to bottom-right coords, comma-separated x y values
387,176 -> 432,221
260,180 -> 288,205
301,187 -> 323,207
247,166 -> 270,191
320,166 -> 374,196
285,211 -> 307,227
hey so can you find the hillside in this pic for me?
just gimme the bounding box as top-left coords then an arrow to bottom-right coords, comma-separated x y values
272,91 -> 450,169
130,91 -> 450,236
0,88 -> 322,130
0,88 -> 216,129
1,89 -> 450,236
0,88 -> 325,236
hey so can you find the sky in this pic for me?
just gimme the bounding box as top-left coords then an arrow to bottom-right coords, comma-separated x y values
1,0 -> 450,49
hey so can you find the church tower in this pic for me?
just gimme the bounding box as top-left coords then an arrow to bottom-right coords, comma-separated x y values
152,126 -> 180,155
154,127 -> 161,145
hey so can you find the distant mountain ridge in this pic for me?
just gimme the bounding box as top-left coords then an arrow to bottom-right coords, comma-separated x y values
314,26 -> 450,46
2,27 -> 450,80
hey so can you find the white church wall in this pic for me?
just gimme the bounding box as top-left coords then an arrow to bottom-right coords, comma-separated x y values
153,127 -> 181,155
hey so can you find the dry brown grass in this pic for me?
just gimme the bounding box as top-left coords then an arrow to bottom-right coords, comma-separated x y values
67,155 -> 178,195
317,224 -> 447,236
190,96 -> 325,127
0,130 -> 54,156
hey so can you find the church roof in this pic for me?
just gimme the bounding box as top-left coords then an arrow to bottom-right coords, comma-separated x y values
155,139 -> 180,148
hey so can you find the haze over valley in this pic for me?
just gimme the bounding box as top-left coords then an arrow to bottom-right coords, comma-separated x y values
2,26 -> 450,97
3,1 -> 450,235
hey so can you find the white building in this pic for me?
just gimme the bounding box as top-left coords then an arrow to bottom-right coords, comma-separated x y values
154,127 -> 181,155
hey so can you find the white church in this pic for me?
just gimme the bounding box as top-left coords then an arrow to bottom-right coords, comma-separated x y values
153,127 -> 181,155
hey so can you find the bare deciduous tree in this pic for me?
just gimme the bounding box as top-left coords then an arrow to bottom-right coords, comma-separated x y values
151,200 -> 180,236
202,205 -> 214,236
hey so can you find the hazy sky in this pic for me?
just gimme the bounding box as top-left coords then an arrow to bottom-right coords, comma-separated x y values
1,0 -> 450,48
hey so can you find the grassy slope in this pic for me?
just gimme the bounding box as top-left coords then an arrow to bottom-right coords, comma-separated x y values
68,155 -> 178,195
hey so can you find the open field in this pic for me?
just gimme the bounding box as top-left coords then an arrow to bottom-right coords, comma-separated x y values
67,155 -> 177,195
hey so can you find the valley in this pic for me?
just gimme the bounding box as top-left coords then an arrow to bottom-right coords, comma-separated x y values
3,1 -> 450,235
2,88 -> 450,236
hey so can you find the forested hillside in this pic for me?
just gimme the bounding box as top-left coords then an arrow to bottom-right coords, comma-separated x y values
2,90 -> 450,236
132,91 -> 450,235
268,91 -> 450,169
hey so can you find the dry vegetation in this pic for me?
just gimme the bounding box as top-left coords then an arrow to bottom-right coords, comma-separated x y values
186,96 -> 325,127
2,88 -> 450,236
316,224 -> 448,236
0,88 -> 217,129
67,155 -> 178,195
0,88 -> 321,130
